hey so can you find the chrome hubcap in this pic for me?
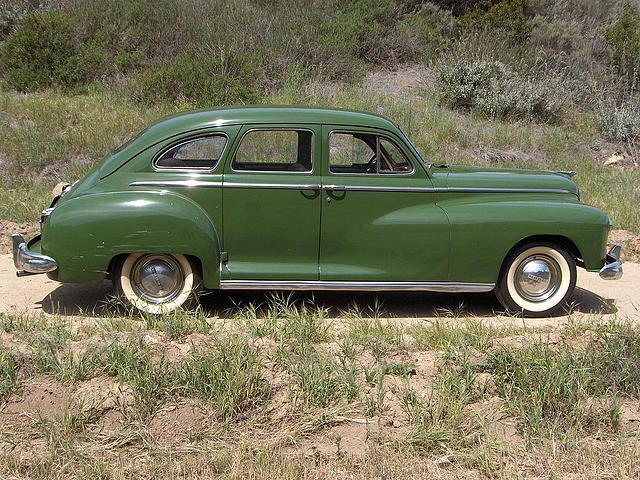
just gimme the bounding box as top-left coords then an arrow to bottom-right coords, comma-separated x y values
514,255 -> 561,302
131,255 -> 184,304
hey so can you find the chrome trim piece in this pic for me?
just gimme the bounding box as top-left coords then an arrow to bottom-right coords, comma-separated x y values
220,280 -> 495,293
129,181 -> 572,195
224,182 -> 321,190
12,234 -> 57,276
552,170 -> 577,177
129,180 -> 223,188
599,243 -> 623,280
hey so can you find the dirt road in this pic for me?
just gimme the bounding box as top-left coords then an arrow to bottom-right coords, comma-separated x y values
0,254 -> 637,322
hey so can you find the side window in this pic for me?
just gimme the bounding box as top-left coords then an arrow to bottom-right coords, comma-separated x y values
329,132 -> 377,174
233,129 -> 313,172
329,132 -> 413,174
155,135 -> 226,169
379,138 -> 412,173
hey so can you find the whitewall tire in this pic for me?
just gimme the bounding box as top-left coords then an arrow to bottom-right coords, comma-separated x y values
114,253 -> 201,314
495,243 -> 576,317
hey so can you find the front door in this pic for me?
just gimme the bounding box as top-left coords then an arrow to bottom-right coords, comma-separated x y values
222,125 -> 322,280
319,126 -> 450,282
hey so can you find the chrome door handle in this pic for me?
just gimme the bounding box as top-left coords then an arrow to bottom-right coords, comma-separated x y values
323,185 -> 345,192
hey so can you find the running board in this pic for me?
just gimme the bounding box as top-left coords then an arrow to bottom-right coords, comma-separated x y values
219,280 -> 495,293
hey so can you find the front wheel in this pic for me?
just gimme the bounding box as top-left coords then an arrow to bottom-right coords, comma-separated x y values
113,253 -> 201,314
494,243 -> 576,317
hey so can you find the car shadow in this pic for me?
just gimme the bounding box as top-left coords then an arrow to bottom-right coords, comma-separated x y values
38,282 -> 618,318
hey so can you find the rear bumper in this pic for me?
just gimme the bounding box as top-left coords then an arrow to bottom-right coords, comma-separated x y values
599,244 -> 623,280
11,233 -> 57,277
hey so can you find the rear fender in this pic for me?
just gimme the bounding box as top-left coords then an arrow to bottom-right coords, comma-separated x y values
42,191 -> 221,288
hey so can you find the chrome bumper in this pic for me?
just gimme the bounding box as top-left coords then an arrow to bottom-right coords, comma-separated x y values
599,244 -> 623,280
11,233 -> 57,277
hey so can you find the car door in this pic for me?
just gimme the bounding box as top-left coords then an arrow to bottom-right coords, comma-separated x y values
222,125 -> 322,280
319,125 -> 450,282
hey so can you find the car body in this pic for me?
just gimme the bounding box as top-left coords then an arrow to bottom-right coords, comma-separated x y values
12,106 -> 623,316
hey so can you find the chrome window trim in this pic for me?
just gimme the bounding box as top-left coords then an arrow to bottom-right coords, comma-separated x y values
220,280 -> 495,293
230,127 -> 315,174
152,133 -> 229,172
327,129 -> 416,177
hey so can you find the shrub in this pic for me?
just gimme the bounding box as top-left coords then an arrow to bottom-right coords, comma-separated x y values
438,60 -> 564,121
460,0 -> 532,43
604,2 -> 640,82
0,0 -> 39,39
135,53 -> 261,106
0,11 -> 92,91
596,102 -> 640,142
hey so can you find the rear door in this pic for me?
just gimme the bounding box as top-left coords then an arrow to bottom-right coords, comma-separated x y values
222,125 -> 322,280
319,125 -> 450,281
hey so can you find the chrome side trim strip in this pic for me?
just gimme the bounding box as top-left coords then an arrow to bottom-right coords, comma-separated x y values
224,182 -> 321,190
442,187 -> 572,194
220,280 -> 495,293
129,180 -> 223,188
130,181 -> 571,195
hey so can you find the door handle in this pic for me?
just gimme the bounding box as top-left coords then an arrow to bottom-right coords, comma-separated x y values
323,185 -> 345,192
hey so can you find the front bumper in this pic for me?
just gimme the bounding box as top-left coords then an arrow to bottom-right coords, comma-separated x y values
599,243 -> 623,280
11,233 -> 57,277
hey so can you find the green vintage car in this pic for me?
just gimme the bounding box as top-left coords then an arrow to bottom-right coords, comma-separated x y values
12,106 -> 623,316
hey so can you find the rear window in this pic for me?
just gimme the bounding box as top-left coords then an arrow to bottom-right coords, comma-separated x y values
155,135 -> 227,169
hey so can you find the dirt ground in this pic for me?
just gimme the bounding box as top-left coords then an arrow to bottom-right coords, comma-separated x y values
0,253 -> 637,323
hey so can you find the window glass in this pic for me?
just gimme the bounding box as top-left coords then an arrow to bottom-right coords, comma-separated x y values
155,135 -> 226,169
379,138 -> 412,173
233,130 -> 312,172
329,132 -> 412,174
329,132 -> 377,174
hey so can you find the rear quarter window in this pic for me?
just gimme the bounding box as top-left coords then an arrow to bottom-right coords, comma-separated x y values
155,135 -> 227,169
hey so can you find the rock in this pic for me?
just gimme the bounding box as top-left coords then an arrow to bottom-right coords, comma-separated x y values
603,154 -> 623,166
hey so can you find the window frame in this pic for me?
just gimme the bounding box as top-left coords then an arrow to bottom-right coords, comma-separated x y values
230,127 -> 315,175
152,133 -> 229,172
327,129 -> 415,176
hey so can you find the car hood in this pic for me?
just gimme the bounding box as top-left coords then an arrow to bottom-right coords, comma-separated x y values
430,165 -> 579,197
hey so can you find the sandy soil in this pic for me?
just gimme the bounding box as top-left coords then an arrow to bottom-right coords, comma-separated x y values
0,253 -> 637,322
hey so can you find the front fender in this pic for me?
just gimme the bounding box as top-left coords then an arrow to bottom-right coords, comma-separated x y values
440,195 -> 610,283
42,190 -> 221,287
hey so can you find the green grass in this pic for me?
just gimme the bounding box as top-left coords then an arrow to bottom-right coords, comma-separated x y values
408,319 -> 529,352
487,323 -> 640,437
0,349 -> 19,400
177,338 -> 266,421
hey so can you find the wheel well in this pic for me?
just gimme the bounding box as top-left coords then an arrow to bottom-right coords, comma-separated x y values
501,235 -> 584,274
106,253 -> 204,279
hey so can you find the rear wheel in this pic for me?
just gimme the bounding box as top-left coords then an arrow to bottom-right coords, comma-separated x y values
495,243 -> 576,317
113,253 -> 201,314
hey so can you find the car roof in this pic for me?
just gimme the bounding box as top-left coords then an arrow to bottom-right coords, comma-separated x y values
144,105 -> 399,139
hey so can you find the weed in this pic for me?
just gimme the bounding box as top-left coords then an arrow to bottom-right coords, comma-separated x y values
0,349 -> 19,399
177,337 -> 266,421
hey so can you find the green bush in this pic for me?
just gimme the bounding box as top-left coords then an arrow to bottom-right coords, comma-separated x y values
135,53 -> 261,106
438,60 -> 564,121
0,11 -> 93,91
604,2 -> 640,81
460,0 -> 532,43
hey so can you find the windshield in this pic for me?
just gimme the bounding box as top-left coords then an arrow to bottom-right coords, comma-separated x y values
397,125 -> 430,168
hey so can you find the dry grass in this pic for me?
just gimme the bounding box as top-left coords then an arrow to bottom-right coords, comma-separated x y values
1,300 -> 640,478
